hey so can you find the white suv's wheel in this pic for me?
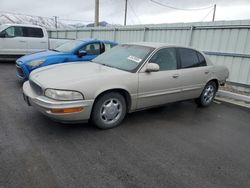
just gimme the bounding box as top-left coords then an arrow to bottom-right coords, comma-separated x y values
91,92 -> 126,129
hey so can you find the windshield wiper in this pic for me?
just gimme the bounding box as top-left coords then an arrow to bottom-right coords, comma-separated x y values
91,61 -> 113,68
100,63 -> 113,68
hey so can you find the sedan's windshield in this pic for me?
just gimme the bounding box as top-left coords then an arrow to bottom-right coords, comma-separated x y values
54,40 -> 83,53
92,44 -> 154,72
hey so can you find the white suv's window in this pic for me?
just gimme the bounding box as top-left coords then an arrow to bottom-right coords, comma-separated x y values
5,27 -> 15,37
0,25 -> 8,32
24,27 -> 44,38
1,26 -> 24,37
14,27 -> 23,37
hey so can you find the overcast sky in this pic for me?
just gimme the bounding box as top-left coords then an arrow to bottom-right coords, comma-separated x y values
1,0 -> 250,25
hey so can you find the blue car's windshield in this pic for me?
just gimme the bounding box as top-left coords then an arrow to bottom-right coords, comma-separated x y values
54,40 -> 83,53
92,44 -> 154,72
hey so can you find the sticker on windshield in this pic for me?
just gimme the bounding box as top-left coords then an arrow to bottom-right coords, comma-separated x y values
127,56 -> 142,63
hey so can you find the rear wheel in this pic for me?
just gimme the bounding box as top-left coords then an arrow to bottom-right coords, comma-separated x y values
196,81 -> 217,107
91,92 -> 126,129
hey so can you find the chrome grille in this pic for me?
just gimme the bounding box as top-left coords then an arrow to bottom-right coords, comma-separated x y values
29,80 -> 43,95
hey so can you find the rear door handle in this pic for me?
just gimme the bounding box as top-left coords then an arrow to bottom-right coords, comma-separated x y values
172,74 -> 179,78
205,71 -> 210,74
19,40 -> 26,43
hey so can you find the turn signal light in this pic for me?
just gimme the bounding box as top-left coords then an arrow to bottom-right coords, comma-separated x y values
50,107 -> 83,114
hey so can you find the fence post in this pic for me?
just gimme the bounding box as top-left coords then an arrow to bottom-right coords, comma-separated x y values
65,30 -> 68,39
76,30 -> 78,39
113,28 -> 117,42
143,27 -> 148,41
188,26 -> 194,47
90,29 -> 93,38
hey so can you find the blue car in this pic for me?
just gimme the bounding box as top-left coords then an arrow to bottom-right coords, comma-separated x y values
16,39 -> 117,81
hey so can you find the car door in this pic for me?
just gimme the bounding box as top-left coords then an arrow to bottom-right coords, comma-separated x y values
0,26 -> 27,55
137,47 -> 183,109
24,27 -> 48,54
177,48 -> 211,100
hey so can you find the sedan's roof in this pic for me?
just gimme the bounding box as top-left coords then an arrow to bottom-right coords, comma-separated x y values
130,42 -> 176,48
128,42 -> 208,55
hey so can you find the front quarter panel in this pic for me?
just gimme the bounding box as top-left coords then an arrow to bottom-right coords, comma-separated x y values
57,72 -> 139,111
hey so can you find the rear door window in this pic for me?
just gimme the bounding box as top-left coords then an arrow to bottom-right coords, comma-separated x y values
178,48 -> 206,68
197,52 -> 207,66
23,27 -> 44,38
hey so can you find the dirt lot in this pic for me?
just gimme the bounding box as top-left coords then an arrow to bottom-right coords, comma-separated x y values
0,62 -> 250,188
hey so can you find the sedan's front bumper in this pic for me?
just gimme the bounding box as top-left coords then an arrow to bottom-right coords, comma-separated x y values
23,81 -> 94,123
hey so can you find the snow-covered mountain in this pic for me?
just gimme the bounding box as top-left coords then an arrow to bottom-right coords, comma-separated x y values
0,13 -> 73,29
0,13 -> 121,29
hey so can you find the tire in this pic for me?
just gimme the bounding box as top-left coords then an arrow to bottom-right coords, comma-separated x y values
196,81 -> 217,107
91,92 -> 127,129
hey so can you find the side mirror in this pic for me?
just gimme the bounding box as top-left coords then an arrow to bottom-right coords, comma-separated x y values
77,50 -> 87,57
0,33 -> 6,38
145,63 -> 160,72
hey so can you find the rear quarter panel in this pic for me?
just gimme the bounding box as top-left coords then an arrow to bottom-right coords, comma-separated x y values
210,65 -> 229,85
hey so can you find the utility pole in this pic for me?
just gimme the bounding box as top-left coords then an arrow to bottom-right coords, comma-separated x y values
124,0 -> 128,26
54,16 -> 58,29
95,0 -> 99,27
212,4 -> 216,22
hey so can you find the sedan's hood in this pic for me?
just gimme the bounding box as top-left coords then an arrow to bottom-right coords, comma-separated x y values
17,50 -> 65,64
30,62 -> 128,88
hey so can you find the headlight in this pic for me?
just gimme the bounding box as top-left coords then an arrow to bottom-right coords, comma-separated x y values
28,59 -> 45,68
45,89 -> 84,101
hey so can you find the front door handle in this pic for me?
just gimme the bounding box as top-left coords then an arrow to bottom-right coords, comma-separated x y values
19,40 -> 26,43
172,74 -> 179,78
205,71 -> 210,74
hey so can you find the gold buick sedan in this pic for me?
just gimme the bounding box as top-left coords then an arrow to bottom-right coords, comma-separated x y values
23,42 -> 229,129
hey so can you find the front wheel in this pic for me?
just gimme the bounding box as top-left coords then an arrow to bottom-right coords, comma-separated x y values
91,92 -> 127,129
196,81 -> 217,107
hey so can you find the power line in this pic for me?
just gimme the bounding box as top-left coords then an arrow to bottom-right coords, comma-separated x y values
201,8 -> 214,22
128,0 -> 142,24
58,18 -> 92,23
150,0 -> 214,11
